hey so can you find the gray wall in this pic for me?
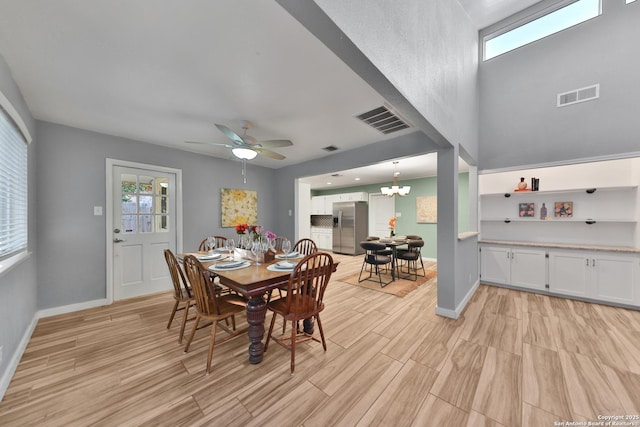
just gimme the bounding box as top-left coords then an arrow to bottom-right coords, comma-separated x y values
280,0 -> 480,316
35,121 -> 278,309
479,0 -> 640,170
0,55 -> 37,392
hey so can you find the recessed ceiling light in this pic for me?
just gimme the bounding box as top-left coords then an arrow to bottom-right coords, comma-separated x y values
326,182 -> 332,185
355,177 -> 361,181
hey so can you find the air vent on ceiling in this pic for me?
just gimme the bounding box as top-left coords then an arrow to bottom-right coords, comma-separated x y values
557,84 -> 599,107
323,145 -> 339,152
356,105 -> 410,134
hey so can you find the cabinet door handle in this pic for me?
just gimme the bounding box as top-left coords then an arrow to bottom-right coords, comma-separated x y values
592,259 -> 596,267
585,259 -> 589,266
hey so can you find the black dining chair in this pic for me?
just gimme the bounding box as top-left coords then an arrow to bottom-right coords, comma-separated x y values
396,238 -> 426,281
358,241 -> 393,287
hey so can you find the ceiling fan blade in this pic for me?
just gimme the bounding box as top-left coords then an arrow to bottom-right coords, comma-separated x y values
215,124 -> 245,145
257,148 -> 286,160
185,140 -> 233,148
257,139 -> 293,148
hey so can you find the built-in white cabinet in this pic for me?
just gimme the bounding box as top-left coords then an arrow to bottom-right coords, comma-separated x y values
480,245 -> 546,291
548,250 -> 638,306
310,228 -> 332,250
311,192 -> 368,215
310,196 -> 325,215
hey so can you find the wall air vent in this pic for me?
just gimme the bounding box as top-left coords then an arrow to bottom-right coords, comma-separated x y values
557,84 -> 599,107
356,105 -> 410,134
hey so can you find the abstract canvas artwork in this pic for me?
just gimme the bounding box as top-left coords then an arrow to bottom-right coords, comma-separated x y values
519,202 -> 535,217
554,201 -> 573,217
220,188 -> 258,227
416,195 -> 437,223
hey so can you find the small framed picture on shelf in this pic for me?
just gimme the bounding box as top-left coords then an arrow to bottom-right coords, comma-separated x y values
554,201 -> 573,217
518,202 -> 535,217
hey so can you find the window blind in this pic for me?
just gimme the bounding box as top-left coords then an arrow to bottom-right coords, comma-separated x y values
0,106 -> 28,259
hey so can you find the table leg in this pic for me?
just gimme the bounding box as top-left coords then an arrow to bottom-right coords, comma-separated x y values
246,294 -> 267,364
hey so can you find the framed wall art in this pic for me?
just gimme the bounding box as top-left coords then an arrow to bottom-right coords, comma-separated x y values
554,201 -> 573,217
416,195 -> 437,223
518,202 -> 535,217
220,188 -> 258,227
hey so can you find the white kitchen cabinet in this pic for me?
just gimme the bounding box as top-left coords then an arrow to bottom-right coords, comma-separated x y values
311,228 -> 332,250
547,250 -> 589,297
339,192 -> 368,202
480,245 -> 547,291
549,250 -> 638,305
311,196 -> 325,214
311,192 -> 368,214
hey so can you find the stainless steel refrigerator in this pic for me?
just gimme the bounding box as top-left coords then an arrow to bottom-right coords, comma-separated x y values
332,201 -> 368,255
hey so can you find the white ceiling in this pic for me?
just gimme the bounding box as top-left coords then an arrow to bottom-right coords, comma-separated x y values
0,0 -> 536,188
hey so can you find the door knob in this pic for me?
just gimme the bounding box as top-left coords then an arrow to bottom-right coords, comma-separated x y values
114,238 -> 125,243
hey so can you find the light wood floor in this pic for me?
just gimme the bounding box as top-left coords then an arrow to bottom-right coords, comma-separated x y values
2,253 -> 640,426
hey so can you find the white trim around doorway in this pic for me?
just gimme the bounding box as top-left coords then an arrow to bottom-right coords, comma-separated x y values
105,159 -> 183,304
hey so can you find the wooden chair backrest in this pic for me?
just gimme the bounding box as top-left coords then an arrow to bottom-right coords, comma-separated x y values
293,238 -> 318,255
182,255 -> 220,316
283,252 -> 334,316
164,249 -> 191,298
198,235 -> 228,251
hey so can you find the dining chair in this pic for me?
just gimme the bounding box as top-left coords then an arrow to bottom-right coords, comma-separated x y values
358,241 -> 393,287
293,238 -> 318,256
365,236 -> 393,257
164,249 -> 195,344
264,252 -> 334,373
396,238 -> 426,281
181,254 -> 246,374
198,235 -> 227,251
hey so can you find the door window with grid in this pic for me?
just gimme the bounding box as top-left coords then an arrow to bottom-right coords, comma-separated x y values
120,173 -> 170,234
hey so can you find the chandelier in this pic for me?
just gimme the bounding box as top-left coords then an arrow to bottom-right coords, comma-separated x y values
381,161 -> 411,197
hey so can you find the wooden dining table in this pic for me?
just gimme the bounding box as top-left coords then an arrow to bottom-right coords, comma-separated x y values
180,250 -> 338,364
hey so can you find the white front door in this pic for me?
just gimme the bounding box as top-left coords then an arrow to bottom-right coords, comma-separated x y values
368,193 -> 395,238
111,164 -> 177,300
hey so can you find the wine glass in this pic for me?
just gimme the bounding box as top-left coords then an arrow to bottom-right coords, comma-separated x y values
260,238 -> 270,258
281,238 -> 291,260
226,238 -> 235,259
206,236 -> 215,255
251,240 -> 261,265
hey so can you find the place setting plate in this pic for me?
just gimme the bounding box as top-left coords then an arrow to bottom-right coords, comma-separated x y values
275,251 -> 302,260
208,260 -> 251,271
197,253 -> 224,261
267,260 -> 298,272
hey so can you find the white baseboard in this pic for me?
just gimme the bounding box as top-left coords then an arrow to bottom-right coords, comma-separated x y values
435,279 -> 480,319
0,314 -> 38,400
1,298 -> 108,401
37,298 -> 109,319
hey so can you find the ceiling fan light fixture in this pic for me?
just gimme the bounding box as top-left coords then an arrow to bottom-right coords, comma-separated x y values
232,147 -> 258,160
381,161 -> 411,197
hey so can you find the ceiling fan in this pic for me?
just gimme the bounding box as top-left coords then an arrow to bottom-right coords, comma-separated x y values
186,120 -> 293,183
187,120 -> 292,161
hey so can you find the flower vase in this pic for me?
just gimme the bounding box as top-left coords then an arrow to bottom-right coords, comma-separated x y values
517,177 -> 528,190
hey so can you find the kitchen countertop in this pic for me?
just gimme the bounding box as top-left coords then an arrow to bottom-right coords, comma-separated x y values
479,239 -> 640,254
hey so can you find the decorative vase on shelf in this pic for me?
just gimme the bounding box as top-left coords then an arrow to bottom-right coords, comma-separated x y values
540,203 -> 547,220
517,177 -> 528,190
